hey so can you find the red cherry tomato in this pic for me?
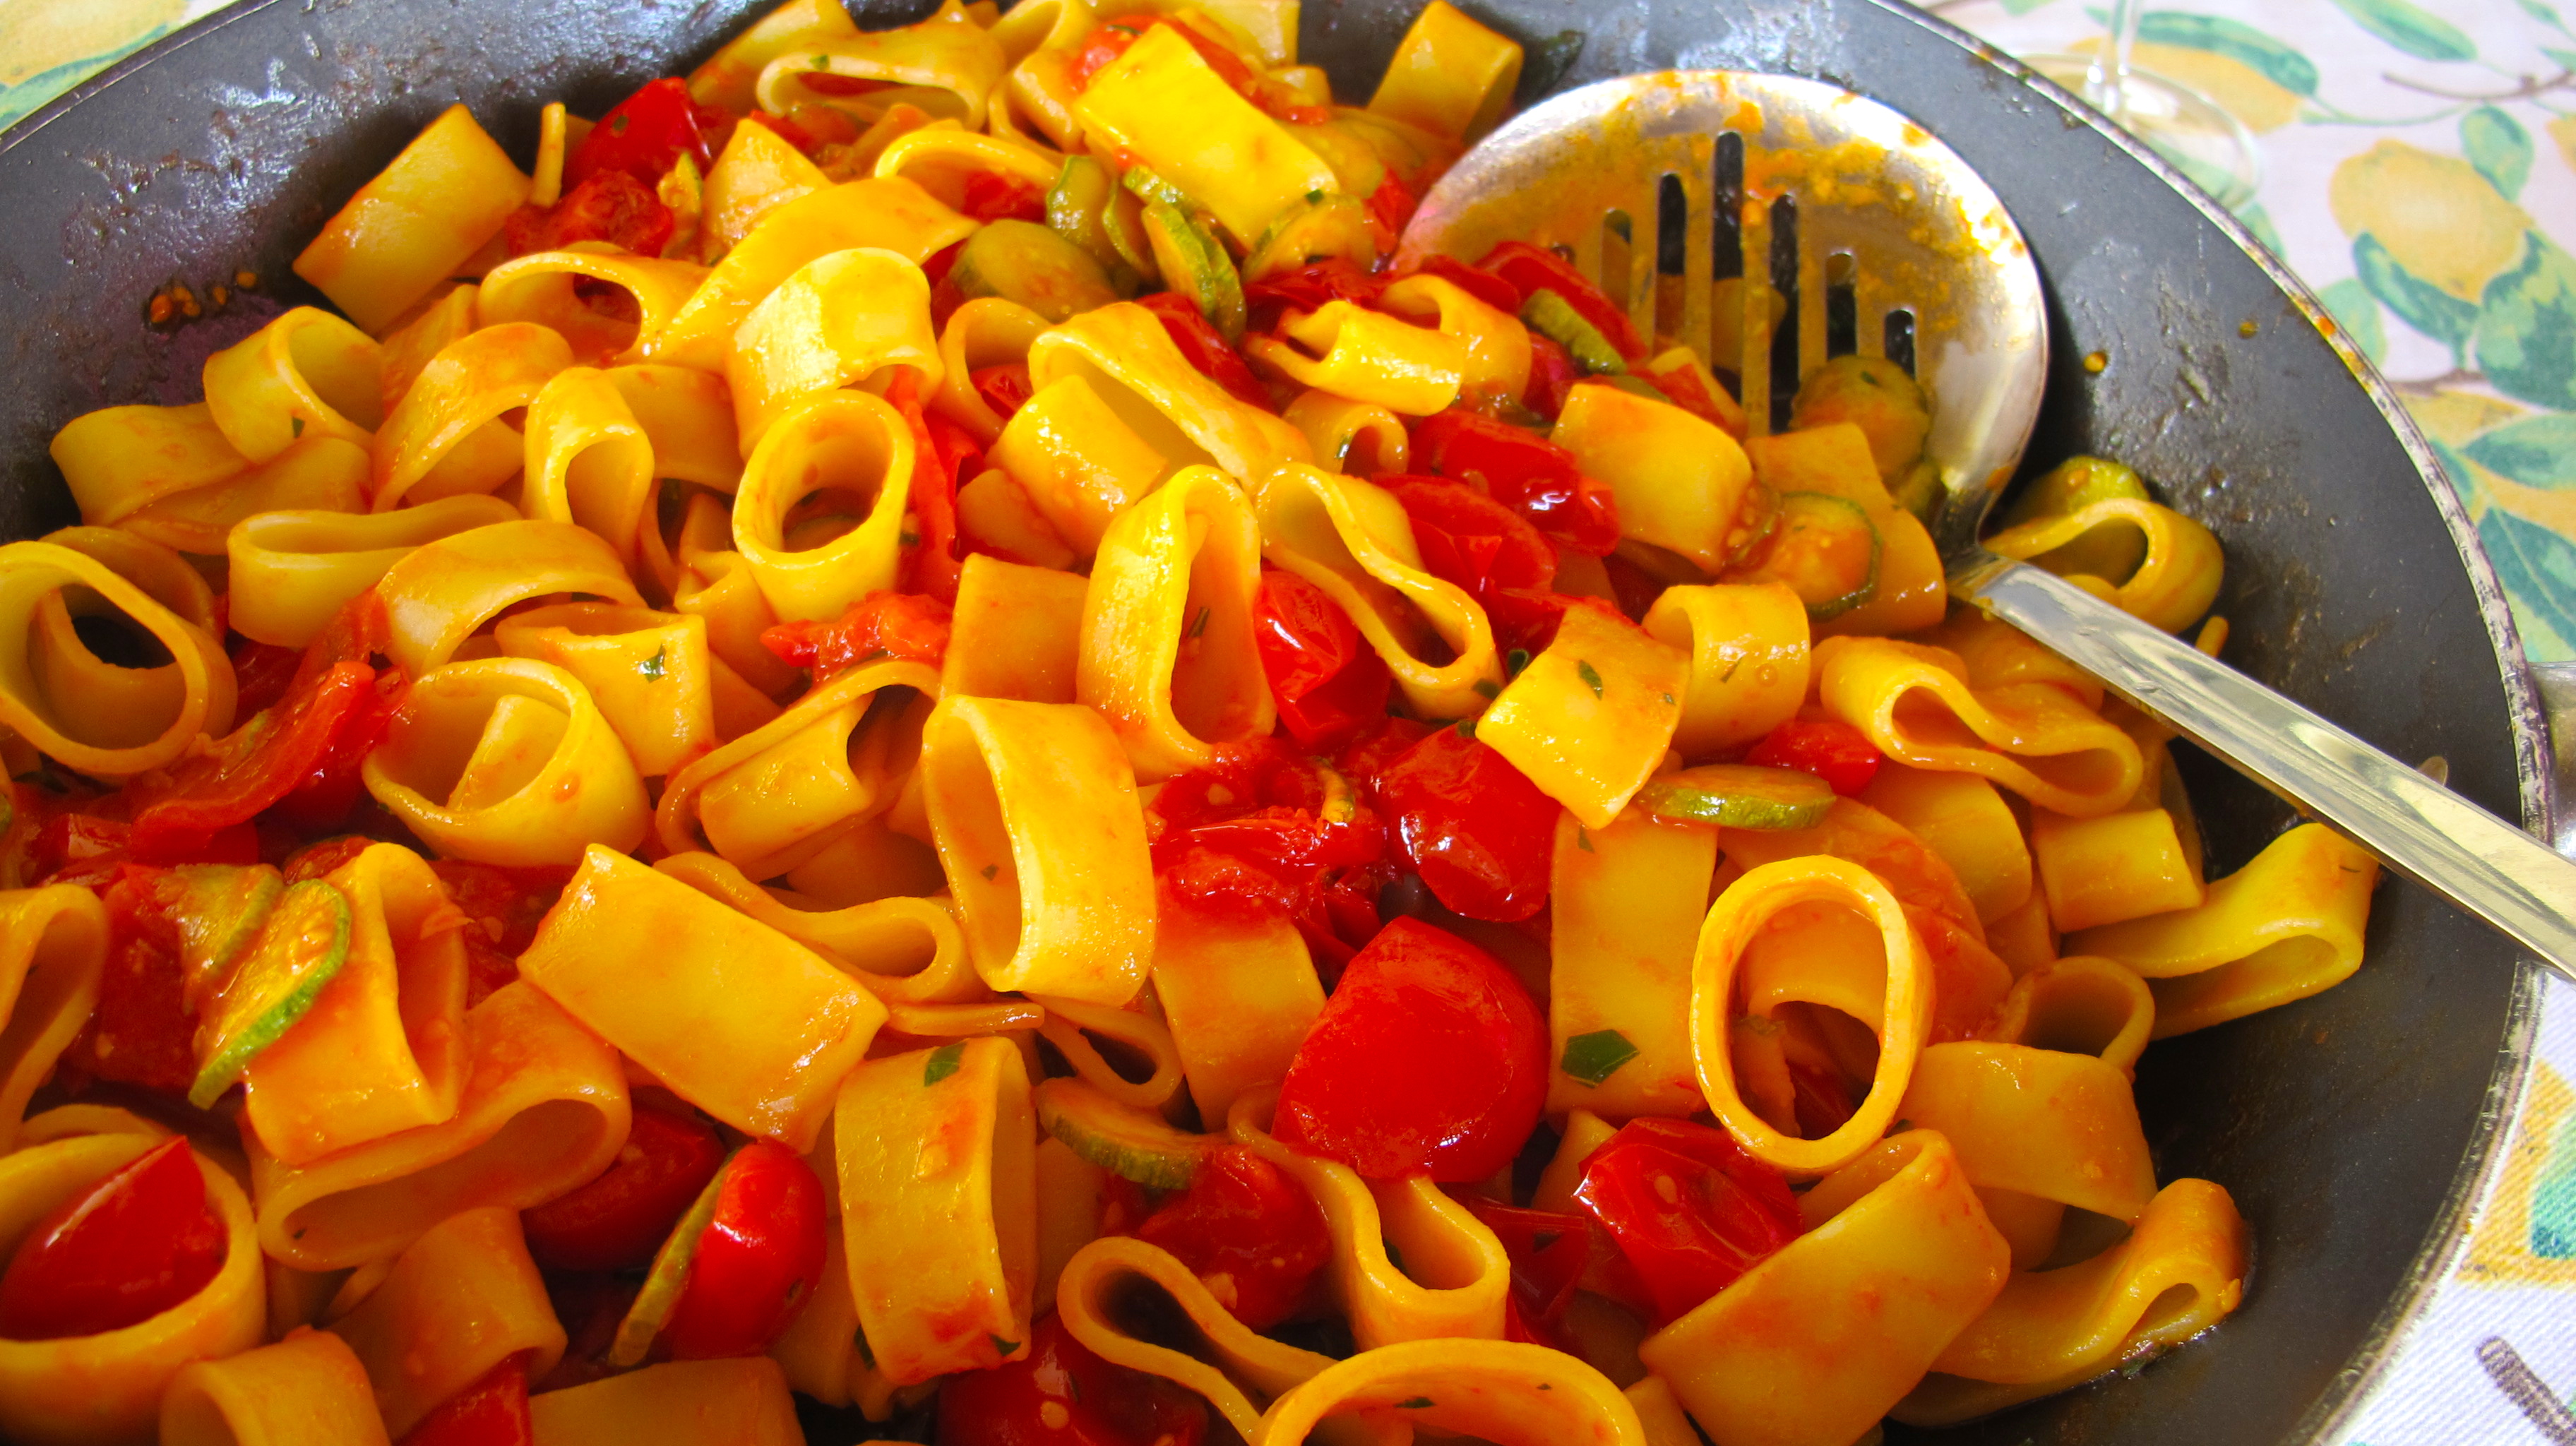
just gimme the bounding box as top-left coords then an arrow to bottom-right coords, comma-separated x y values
1409,410 -> 1621,557
1521,333 -> 1582,420
1363,173 -> 1417,254
1378,474 -> 1577,657
0,1136 -> 225,1340
660,1141 -> 829,1361
1250,570 -> 1393,754
883,368 -> 974,603
1477,240 -> 1648,362
972,362 -> 1034,421
1147,739 -> 1386,944
1132,292 -> 1271,408
1743,717 -> 1884,796
424,859 -> 577,1008
1244,260 -> 1386,335
521,1106 -> 728,1274
936,1313 -> 1208,1446
503,170 -> 676,259
759,590 -> 954,678
398,1352 -> 533,1446
54,866 -> 198,1097
566,77 -> 727,189
1272,916 -> 1547,1182
959,169 -> 1048,224
1130,1147 -> 1330,1329
1367,723 -> 1559,922
1457,1197 -> 1651,1342
1568,1118 -> 1801,1326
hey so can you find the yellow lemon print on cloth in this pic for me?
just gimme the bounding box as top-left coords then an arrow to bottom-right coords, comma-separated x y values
0,0 -> 191,127
2330,140 -> 2533,304
2468,1063 -> 2576,1289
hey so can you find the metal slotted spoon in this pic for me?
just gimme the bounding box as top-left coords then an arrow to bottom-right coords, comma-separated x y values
1398,69 -> 2576,986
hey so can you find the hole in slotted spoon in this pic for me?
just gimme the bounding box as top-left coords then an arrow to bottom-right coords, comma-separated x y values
1767,195 -> 1800,431
1657,173 -> 1686,277
1885,309 -> 1918,377
1825,251 -> 1856,359
1602,209 -> 1634,314
1712,131 -> 1744,281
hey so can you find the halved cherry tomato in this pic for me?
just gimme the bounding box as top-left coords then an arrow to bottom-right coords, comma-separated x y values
522,1106 -> 728,1274
55,865 -> 197,1096
1365,722 -> 1559,923
660,1141 -> 829,1360
1364,172 -> 1416,255
1249,569 -> 1392,753
1377,474 -> 1574,657
1148,739 -> 1387,964
398,1352 -> 534,1446
503,169 -> 676,259
1743,716 -> 1883,796
1478,241 -> 1647,363
1272,916 -> 1546,1182
936,1313 -> 1209,1446
960,169 -> 1048,224
1568,1117 -> 1801,1326
971,362 -> 1035,421
1133,292 -> 1271,408
566,77 -> 727,189
1129,1147 -> 1330,1329
227,638 -> 304,719
1522,332 -> 1582,419
1409,410 -> 1621,557
1244,260 -> 1387,335
1457,1197 -> 1651,1342
425,859 -> 577,1008
760,590 -> 954,677
0,1136 -> 225,1340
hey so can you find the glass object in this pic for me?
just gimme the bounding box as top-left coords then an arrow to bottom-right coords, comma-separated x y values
2024,0 -> 2261,210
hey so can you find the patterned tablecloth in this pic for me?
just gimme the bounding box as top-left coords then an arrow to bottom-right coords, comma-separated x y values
7,0 -> 2576,1437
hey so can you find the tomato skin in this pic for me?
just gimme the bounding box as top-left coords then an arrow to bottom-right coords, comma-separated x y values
1401,255 -> 1522,317
1272,916 -> 1547,1182
1458,1197 -> 1651,1339
424,860 -> 576,1008
936,1313 -> 1208,1446
1409,410 -> 1621,557
960,169 -> 1048,225
1148,739 -> 1388,967
1133,292 -> 1271,409
1250,570 -> 1392,753
398,1352 -> 534,1446
760,590 -> 954,676
56,866 -> 198,1096
1367,724 -> 1559,923
504,170 -> 676,259
971,362 -> 1034,421
228,639 -> 303,719
1521,333 -> 1582,420
566,77 -> 726,189
1129,1147 -> 1329,1329
1569,1118 -> 1801,1326
660,1141 -> 829,1361
887,368 -> 974,603
1477,241 -> 1647,362
1378,474 -> 1576,657
1743,717 -> 1883,796
0,1136 -> 225,1341
1244,260 -> 1386,335
521,1106 -> 727,1274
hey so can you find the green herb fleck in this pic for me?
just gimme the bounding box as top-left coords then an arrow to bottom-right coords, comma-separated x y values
1397,1397 -> 1435,1409
1575,826 -> 1594,853
1577,660 -> 1604,698
900,532 -> 921,547
1660,691 -> 1675,705
813,53 -> 832,67
1454,719 -> 1476,741
1188,604 -> 1210,639
980,864 -> 1000,881
1887,1118 -> 1914,1135
1719,657 -> 1743,683
1305,189 -> 1326,203
609,113 -> 630,135
1505,647 -> 1531,677
1472,678 -> 1499,700
924,1041 -> 966,1085
991,1334 -> 1021,1358
854,1327 -> 875,1366
638,646 -> 667,681
11,765 -> 66,795
290,416 -> 305,438
1561,1029 -> 1640,1086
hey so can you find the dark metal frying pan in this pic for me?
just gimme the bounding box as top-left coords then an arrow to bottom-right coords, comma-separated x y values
0,0 -> 2551,1441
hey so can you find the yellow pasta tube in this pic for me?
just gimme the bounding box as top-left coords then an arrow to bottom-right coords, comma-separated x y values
248,980 -> 628,1270
518,366 -> 655,566
1478,604 -> 1687,827
374,518 -> 643,674
1636,1131 -> 2008,1446
2029,805 -> 2202,932
1078,466 -> 1274,779
834,1037 -> 1037,1385
1548,808 -> 1715,1120
1257,1339 -> 1642,1446
1900,1179 -> 2246,1424
1978,955 -> 2157,1076
1859,763 -> 2034,926
1056,1236 -> 1344,1442
705,116 -> 833,255
1554,383 -> 1758,572
688,0 -> 862,112
0,888 -> 103,1154
1152,893 -> 1325,1127
1986,891 -> 2057,979
1232,1090 -> 1510,1348
329,1207 -> 564,1437
1365,0 -> 1524,143
988,0 -> 1094,63
361,658 -> 650,865
241,844 -> 470,1166
1919,607 -> 2104,711
474,249 -> 707,366
159,1329 -> 390,1446
602,364 -> 744,491
293,104 -> 530,334
943,553 -> 1088,703
1244,302 -> 1468,417
1816,636 -> 2143,818
1983,496 -> 2224,635
0,1134 -> 264,1446
647,178 -> 974,372
934,297 -> 1051,446
225,496 -> 517,648
1282,390 -> 1409,476
873,126 -> 1066,212
1895,1041 -> 2158,1222
370,323 -> 571,510
1378,273 -> 1529,403
492,603 -> 718,777
114,437 -> 371,558
2068,822 -> 2378,1038
378,285 -> 479,416
768,1232 -> 878,1411
1691,856 -> 1931,1176
657,657 -> 938,869
1032,1138 -> 1107,1316
48,402 -> 248,528
727,247 -> 940,450
201,306 -> 385,462
42,524 -> 216,631
654,850 -> 979,1005
732,388 -> 917,621
758,15 -> 1008,129
519,844 -> 886,1149
527,1358 -> 804,1446
1639,582 -> 1808,756
921,695 -> 1156,1005
1037,993 -> 1188,1113
1256,464 -> 1503,717
988,375 -> 1172,555
1074,26 -> 1334,246
1026,301 -> 1313,479
0,540 -> 235,775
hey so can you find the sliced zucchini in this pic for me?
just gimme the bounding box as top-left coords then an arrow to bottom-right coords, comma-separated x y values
1998,455 -> 2151,581
1045,157 -> 1145,294
1520,289 -> 1626,376
187,879 -> 352,1109
950,219 -> 1121,324
1598,373 -> 1676,406
1121,165 -> 1190,209
159,863 -> 285,1004
1315,763 -> 1359,827
1140,200 -> 1247,342
1244,191 -> 1376,282
1635,765 -> 1835,830
1743,490 -> 1882,621
607,1155 -> 730,1368
1034,1075 -> 1217,1190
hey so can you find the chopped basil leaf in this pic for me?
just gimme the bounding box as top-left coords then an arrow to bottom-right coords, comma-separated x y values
1505,647 -> 1531,677
1575,826 -> 1594,853
980,864 -> 1000,881
1472,678 -> 1500,700
990,1334 -> 1020,1357
1455,719 -> 1476,740
1397,1397 -> 1435,1409
289,415 -> 305,438
923,1042 -> 965,1085
1561,1028 -> 1640,1086
1188,604 -> 1210,639
638,646 -> 667,681
1577,659 -> 1604,698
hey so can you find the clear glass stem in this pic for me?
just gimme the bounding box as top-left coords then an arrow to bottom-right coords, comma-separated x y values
2084,0 -> 2142,119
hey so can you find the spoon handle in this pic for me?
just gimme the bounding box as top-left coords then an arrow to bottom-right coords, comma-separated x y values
1952,553 -> 2576,986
